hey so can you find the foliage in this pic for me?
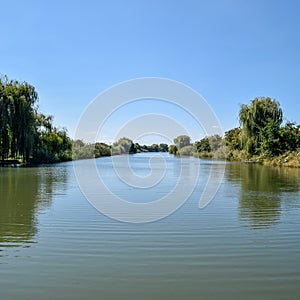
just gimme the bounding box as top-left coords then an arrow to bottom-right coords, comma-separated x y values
168,144 -> 178,155
195,138 -> 211,153
194,135 -> 224,158
112,137 -> 136,155
0,76 -> 72,164
72,140 -> 112,160
149,144 -> 159,152
263,150 -> 300,168
2,75 -> 299,169
279,122 -> 300,152
213,146 -> 227,160
169,135 -> 192,156
159,143 -> 169,152
225,97 -> 300,166
32,126 -> 72,163
111,139 -> 168,154
72,139 -> 168,160
135,143 -> 168,152
225,128 -> 242,160
178,145 -> 195,156
174,135 -> 191,150
95,142 -> 111,157
72,140 -> 95,160
239,97 -> 282,156
0,77 -> 37,162
225,128 -> 241,151
208,134 -> 223,151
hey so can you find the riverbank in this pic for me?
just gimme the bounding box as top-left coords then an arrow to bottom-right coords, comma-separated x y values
197,148 -> 300,168
0,160 -> 23,167
260,151 -> 300,168
228,149 -> 300,168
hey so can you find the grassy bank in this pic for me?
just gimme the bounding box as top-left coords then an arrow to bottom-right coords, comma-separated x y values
225,149 -> 300,168
262,150 -> 300,168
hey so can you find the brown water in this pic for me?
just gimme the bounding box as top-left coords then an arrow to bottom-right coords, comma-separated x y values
0,153 -> 300,300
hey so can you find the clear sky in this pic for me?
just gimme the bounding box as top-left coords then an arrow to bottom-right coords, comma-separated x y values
1,0 -> 300,144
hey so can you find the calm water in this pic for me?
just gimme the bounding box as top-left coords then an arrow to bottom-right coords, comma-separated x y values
0,153 -> 300,300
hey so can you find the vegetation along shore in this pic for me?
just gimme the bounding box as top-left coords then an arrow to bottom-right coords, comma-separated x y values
1,76 -> 299,167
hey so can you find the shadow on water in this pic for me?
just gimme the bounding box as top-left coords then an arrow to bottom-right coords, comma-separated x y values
226,163 -> 300,229
0,165 -> 68,250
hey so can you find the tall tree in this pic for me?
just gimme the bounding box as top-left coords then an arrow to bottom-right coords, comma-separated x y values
0,76 -> 71,163
0,79 -> 10,159
239,97 -> 282,156
0,78 -> 37,161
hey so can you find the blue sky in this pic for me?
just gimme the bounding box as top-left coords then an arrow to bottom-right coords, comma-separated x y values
1,0 -> 300,144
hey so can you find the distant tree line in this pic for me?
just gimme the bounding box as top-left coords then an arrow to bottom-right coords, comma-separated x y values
72,137 -> 169,160
71,140 -> 111,160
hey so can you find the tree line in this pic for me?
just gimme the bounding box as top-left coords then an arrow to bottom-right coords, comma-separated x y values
169,97 -> 300,167
72,137 -> 169,160
1,76 -> 299,167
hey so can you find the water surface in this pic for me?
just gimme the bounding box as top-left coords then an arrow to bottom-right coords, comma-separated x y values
1,153 -> 300,300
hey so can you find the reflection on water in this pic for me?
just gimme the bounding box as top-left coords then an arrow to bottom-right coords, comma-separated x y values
0,166 -> 68,249
226,163 -> 300,229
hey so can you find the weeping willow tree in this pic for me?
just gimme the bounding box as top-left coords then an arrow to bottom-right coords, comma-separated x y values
239,97 -> 283,156
0,76 -> 72,163
0,77 -> 38,162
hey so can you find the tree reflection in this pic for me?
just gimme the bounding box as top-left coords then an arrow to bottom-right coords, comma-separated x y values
0,166 -> 68,249
226,163 -> 300,229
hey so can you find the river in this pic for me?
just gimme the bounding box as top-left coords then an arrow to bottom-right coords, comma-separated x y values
0,153 -> 300,300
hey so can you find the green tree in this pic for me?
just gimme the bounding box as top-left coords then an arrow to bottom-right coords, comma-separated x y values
195,137 -> 211,153
168,144 -> 178,155
0,77 -> 38,162
279,122 -> 300,152
95,142 -> 111,157
149,144 -> 159,152
224,128 -> 243,160
159,143 -> 169,152
208,134 -> 223,151
239,97 -> 283,156
72,140 -> 95,160
32,127 -> 72,163
134,143 -> 142,153
179,145 -> 195,156
225,128 -> 241,151
0,75 -> 73,164
174,135 -> 191,150
0,79 -> 10,159
112,137 -> 136,155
